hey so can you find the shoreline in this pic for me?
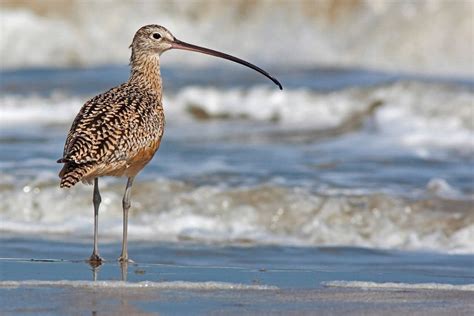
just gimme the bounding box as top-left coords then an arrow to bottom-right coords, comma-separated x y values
1,258 -> 473,315
1,238 -> 473,315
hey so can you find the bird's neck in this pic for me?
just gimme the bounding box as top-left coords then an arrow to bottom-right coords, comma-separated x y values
129,53 -> 163,98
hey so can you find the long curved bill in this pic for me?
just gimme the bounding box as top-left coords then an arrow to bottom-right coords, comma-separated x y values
171,38 -> 283,90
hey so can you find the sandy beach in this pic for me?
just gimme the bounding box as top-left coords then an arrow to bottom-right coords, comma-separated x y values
3,278 -> 473,315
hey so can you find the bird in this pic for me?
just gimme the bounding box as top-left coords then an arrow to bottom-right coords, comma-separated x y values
57,24 -> 282,264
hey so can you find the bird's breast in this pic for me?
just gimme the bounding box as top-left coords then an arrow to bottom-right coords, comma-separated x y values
123,137 -> 162,177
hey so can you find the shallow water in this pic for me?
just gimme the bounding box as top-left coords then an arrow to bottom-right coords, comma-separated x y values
0,66 -> 473,253
1,238 -> 473,287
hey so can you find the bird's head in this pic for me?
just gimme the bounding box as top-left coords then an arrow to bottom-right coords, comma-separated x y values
131,25 -> 175,55
130,24 -> 282,90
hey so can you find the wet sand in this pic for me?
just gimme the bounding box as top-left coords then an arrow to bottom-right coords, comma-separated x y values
0,238 -> 473,315
2,278 -> 473,315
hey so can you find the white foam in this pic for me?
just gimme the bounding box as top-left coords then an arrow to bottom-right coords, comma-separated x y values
2,82 -> 472,154
168,86 -> 368,128
0,10 -> 77,69
1,1 -> 473,76
372,83 -> 474,154
426,178 -> 464,199
0,93 -> 82,126
0,280 -> 278,290
0,179 -> 473,254
323,281 -> 474,292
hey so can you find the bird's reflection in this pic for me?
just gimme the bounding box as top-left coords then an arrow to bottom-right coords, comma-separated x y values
88,260 -> 129,282
120,261 -> 129,282
89,260 -> 102,282
88,261 -> 102,316
89,261 -> 131,316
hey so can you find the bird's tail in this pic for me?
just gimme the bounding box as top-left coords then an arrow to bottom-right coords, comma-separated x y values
58,161 -> 92,188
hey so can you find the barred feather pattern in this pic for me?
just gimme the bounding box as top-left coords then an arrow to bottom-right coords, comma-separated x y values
59,161 -> 94,188
58,54 -> 165,188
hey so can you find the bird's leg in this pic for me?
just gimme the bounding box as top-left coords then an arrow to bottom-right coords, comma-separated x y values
119,177 -> 134,263
89,177 -> 102,264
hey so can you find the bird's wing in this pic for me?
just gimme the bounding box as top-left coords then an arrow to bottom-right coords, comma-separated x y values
61,85 -> 162,165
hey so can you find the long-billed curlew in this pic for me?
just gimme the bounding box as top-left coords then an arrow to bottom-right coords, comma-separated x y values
57,25 -> 282,264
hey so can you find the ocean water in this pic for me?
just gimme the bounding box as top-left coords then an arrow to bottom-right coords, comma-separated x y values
0,65 -> 473,255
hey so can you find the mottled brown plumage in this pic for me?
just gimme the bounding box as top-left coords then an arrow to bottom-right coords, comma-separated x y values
57,24 -> 282,264
59,27 -> 166,188
58,82 -> 164,187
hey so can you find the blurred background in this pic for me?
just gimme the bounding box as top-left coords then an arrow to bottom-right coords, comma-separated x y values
0,0 -> 473,254
1,0 -> 473,74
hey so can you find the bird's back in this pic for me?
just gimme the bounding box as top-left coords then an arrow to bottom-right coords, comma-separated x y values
58,82 -> 164,187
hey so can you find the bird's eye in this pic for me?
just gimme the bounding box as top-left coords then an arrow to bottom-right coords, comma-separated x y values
152,33 -> 161,40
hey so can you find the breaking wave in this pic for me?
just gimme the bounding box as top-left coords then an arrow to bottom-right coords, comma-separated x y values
0,177 -> 472,254
1,82 -> 473,153
1,0 -> 473,76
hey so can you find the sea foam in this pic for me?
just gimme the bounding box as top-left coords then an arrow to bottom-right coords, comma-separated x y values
0,280 -> 278,290
323,281 -> 474,292
0,178 -> 472,254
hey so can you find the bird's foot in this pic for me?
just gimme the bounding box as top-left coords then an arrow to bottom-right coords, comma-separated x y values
118,256 -> 134,264
89,253 -> 103,265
